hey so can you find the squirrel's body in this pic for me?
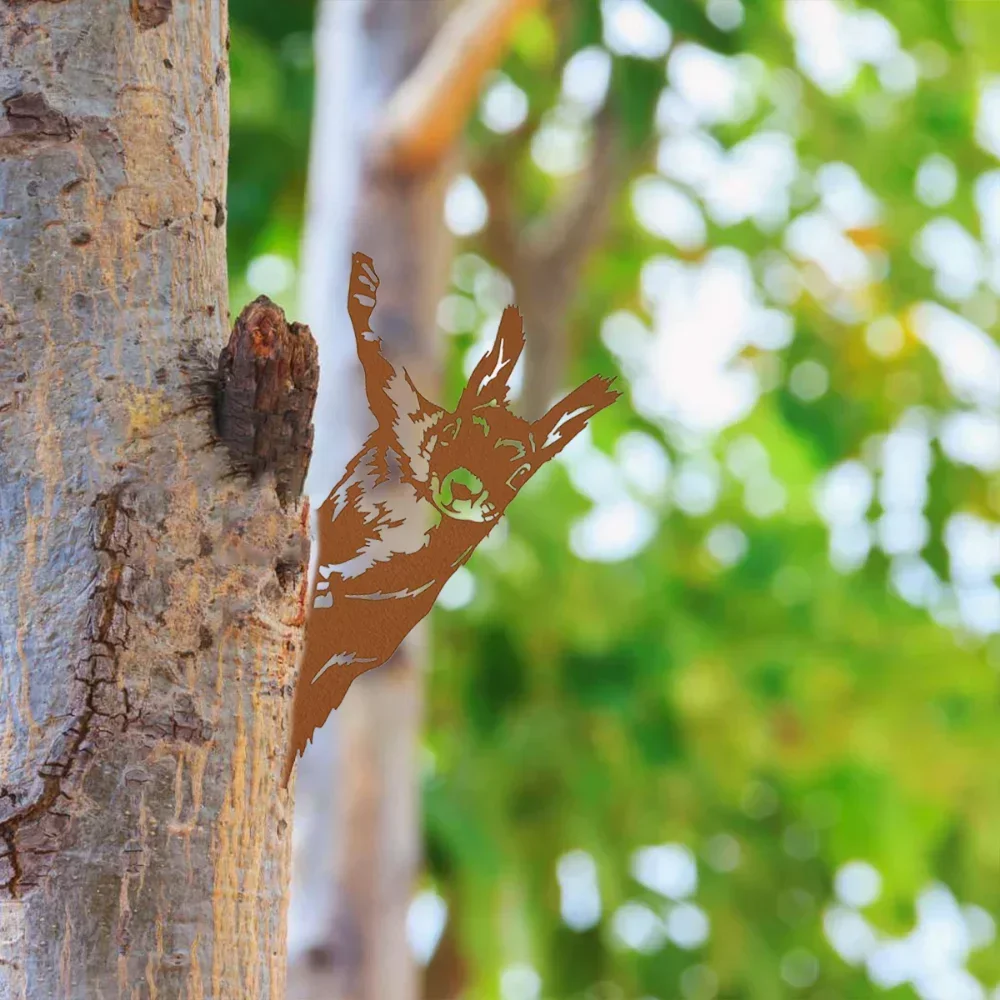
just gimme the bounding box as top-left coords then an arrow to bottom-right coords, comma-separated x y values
282,252 -> 619,785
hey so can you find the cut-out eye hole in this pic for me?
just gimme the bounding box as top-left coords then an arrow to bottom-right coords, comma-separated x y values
495,438 -> 526,460
439,418 -> 462,443
506,462 -> 531,490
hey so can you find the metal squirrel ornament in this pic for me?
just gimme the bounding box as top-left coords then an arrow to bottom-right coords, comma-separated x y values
282,252 -> 621,785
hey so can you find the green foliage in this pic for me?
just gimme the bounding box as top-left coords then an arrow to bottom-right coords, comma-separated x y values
228,1 -> 315,300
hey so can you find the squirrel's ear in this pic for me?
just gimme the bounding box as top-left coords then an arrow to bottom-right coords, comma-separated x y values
347,252 -> 379,340
532,375 -> 622,462
459,306 -> 524,409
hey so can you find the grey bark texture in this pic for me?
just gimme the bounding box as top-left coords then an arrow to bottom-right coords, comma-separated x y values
0,3 -> 311,998
288,1 -> 456,999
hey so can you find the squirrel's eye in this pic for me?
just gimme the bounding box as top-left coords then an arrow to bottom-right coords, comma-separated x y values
506,462 -> 531,490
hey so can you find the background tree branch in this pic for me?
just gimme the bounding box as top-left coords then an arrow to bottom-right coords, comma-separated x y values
473,103 -> 631,419
370,0 -> 545,175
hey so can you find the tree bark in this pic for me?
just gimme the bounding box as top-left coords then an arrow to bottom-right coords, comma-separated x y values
0,3 -> 310,997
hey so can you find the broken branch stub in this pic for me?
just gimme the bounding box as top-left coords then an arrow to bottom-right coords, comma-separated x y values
215,296 -> 319,507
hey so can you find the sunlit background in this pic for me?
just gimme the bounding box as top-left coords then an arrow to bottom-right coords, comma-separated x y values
228,0 -> 999,997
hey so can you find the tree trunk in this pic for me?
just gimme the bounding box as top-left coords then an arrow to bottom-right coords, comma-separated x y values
287,2 -> 454,999
0,3 -> 309,997
286,0 -> 370,967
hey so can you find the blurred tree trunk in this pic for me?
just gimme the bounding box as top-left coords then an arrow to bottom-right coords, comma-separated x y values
290,2 -> 453,999
285,0 -> 368,970
0,2 -> 310,997
289,1 -> 546,998
475,101 -> 627,422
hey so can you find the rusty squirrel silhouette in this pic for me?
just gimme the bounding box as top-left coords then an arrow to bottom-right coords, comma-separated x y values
282,252 -> 621,785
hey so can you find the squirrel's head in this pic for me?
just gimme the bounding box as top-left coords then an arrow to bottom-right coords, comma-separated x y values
422,307 -> 621,525
427,402 -> 534,523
